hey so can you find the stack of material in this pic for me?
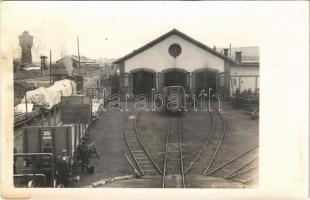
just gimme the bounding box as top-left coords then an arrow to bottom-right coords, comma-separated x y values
52,79 -> 74,96
21,87 -> 52,109
17,79 -> 77,110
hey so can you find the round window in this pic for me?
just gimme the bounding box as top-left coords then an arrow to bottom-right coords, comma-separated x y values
168,43 -> 182,58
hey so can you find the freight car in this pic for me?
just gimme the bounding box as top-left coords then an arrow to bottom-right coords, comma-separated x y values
14,125 -> 81,187
17,79 -> 77,110
163,86 -> 186,113
14,79 -> 77,128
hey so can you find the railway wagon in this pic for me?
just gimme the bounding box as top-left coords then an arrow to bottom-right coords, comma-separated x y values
14,125 -> 80,187
22,125 -> 77,155
163,86 -> 186,113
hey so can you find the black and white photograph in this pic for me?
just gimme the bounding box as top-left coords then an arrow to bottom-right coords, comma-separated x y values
0,1 -> 308,199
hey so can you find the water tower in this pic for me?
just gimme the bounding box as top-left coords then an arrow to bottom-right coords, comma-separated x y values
19,31 -> 33,64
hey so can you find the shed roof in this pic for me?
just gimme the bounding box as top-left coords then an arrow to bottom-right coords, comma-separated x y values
113,29 -> 236,64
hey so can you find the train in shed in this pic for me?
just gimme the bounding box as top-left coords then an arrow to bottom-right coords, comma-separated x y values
163,86 -> 186,113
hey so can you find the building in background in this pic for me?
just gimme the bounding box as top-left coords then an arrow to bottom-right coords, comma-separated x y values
56,55 -> 79,76
230,51 -> 259,95
113,29 -> 259,99
19,31 -> 33,65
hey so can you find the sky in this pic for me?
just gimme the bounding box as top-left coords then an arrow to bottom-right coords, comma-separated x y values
0,1 -> 307,62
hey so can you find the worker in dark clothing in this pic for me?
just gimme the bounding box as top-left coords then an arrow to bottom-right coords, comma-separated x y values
77,137 -> 90,173
56,149 -> 71,187
247,88 -> 252,98
235,87 -> 240,97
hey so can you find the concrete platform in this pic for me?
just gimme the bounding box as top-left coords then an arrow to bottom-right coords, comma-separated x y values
85,175 -> 246,188
185,175 -> 245,188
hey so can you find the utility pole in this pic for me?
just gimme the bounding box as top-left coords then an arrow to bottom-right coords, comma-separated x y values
49,50 -> 52,85
40,56 -> 43,77
229,43 -> 232,59
77,37 -> 81,75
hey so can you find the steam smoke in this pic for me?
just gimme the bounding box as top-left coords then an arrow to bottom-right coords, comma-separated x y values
58,56 -> 73,76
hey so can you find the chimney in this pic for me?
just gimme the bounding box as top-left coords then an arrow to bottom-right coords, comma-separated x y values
223,48 -> 229,57
235,51 -> 242,63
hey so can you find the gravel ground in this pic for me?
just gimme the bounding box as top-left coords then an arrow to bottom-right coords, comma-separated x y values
14,101 -> 259,188
79,101 -> 258,188
207,102 -> 259,184
74,104 -> 133,187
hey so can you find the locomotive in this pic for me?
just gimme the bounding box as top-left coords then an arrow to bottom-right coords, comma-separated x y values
163,86 -> 186,113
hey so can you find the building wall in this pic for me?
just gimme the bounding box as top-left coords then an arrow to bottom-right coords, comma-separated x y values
124,35 -> 225,73
230,65 -> 259,94
230,65 -> 259,76
118,33 -> 259,99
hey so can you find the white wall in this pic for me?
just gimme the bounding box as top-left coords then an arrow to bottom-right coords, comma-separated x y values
230,65 -> 259,76
230,65 -> 259,94
124,35 -> 225,73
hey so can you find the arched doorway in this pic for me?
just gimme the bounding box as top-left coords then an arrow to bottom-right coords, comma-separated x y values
131,68 -> 156,97
162,68 -> 188,88
193,68 -> 218,96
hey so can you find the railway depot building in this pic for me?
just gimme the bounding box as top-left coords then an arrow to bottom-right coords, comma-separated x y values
113,29 -> 259,99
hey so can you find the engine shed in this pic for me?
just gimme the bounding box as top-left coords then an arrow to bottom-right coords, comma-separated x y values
113,29 -> 259,99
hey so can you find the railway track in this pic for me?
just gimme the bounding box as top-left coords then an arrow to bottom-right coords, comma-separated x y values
183,101 -> 258,184
123,108 -> 162,176
14,109 -> 44,130
184,102 -> 225,175
204,145 -> 259,184
162,119 -> 185,188
14,105 -> 61,131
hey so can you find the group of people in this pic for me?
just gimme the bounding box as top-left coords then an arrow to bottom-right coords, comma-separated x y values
235,87 -> 259,98
14,136 -> 93,187
56,137 -> 91,187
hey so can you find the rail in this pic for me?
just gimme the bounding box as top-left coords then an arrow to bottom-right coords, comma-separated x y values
184,101 -> 226,175
162,119 -> 185,188
162,124 -> 169,188
123,108 -> 162,176
202,103 -> 226,175
224,157 -> 258,179
184,110 -> 214,174
178,120 -> 185,188
123,109 -> 144,176
204,145 -> 258,176
134,111 -> 163,174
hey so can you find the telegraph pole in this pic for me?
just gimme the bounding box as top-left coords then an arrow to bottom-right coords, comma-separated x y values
40,57 -> 43,77
77,37 -> 81,75
49,50 -> 52,85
